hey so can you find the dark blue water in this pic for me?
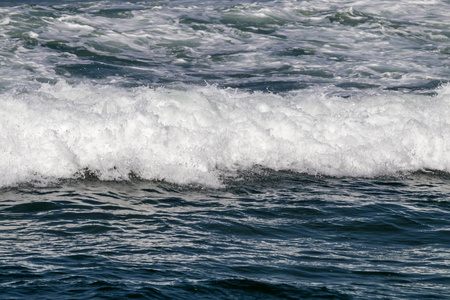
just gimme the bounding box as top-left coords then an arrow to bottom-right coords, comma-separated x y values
1,0 -> 450,299
1,172 -> 450,299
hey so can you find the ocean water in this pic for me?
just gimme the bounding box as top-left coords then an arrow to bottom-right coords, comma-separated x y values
1,0 -> 449,299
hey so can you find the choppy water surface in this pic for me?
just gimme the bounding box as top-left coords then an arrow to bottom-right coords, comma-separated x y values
1,173 -> 450,299
1,0 -> 450,299
1,0 -> 449,92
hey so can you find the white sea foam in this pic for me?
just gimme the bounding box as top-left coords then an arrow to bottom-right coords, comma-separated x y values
0,0 -> 449,187
1,82 -> 449,187
0,0 -> 448,89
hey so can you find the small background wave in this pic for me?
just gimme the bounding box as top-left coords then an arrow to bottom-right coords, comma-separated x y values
0,0 -> 448,91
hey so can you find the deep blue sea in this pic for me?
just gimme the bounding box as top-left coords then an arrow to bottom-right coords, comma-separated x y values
1,0 -> 450,299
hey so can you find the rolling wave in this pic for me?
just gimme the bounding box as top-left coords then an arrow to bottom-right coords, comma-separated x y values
1,82 -> 449,187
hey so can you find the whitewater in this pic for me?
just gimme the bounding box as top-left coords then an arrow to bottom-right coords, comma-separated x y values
1,82 -> 450,188
1,0 -> 449,189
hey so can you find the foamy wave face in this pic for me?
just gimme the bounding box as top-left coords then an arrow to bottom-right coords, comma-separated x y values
1,82 -> 449,187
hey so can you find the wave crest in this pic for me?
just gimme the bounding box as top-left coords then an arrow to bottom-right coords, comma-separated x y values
1,82 -> 449,187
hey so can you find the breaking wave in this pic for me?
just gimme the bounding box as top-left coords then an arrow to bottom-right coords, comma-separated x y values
1,82 -> 449,187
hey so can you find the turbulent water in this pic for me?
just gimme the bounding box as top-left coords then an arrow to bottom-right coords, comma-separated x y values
1,0 -> 450,299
